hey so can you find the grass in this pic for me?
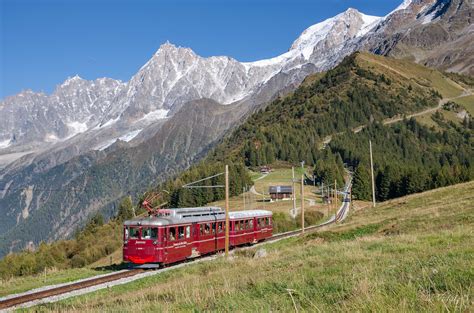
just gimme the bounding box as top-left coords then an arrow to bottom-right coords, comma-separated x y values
210,164 -> 329,218
29,181 -> 474,312
0,268 -> 113,298
356,53 -> 467,99
415,113 -> 440,129
415,109 -> 464,129
453,94 -> 474,116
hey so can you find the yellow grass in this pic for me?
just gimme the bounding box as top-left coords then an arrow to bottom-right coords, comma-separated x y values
35,181 -> 474,312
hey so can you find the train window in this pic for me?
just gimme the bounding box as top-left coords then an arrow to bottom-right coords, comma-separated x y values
178,226 -> 185,239
266,217 -> 270,226
249,220 -> 254,229
186,226 -> 191,238
268,218 -> 272,226
218,222 -> 223,233
169,228 -> 176,241
129,227 -> 139,239
205,223 -> 211,235
141,227 -> 157,240
142,227 -> 151,239
124,228 -> 129,240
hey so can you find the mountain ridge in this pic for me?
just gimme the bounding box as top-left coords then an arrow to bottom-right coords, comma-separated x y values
0,0 -> 472,255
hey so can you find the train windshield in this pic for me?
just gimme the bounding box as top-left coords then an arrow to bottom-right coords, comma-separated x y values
126,227 -> 139,239
142,227 -> 158,240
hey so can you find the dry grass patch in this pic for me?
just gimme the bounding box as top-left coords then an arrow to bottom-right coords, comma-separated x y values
30,182 -> 474,312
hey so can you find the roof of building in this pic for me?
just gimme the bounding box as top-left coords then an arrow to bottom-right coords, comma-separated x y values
269,185 -> 293,193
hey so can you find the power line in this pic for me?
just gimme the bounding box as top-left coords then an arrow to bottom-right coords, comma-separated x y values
182,172 -> 224,189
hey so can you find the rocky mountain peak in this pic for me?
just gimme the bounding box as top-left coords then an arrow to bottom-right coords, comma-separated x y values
290,8 -> 381,58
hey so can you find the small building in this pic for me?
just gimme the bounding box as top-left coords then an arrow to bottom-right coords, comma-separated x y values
269,185 -> 293,201
260,166 -> 271,174
323,195 -> 332,204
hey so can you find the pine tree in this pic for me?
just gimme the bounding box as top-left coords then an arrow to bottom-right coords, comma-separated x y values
376,167 -> 391,201
352,163 -> 371,201
117,196 -> 134,221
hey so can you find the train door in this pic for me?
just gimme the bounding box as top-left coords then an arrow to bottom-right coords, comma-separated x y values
124,226 -> 140,257
216,221 -> 225,250
141,226 -> 158,263
256,218 -> 264,241
200,222 -> 214,252
165,225 -> 192,263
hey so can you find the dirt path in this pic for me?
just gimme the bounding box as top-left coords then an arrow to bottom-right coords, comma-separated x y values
352,89 -> 473,134
383,89 -> 473,126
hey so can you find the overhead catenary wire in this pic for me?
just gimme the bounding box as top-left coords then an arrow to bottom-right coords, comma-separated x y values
182,172 -> 224,189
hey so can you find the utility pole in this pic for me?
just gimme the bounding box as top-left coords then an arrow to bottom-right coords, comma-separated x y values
369,140 -> 376,208
243,187 -> 246,211
292,167 -> 296,217
350,186 -> 353,212
301,174 -> 305,234
327,186 -> 330,218
334,179 -> 337,222
321,181 -> 324,203
225,165 -> 230,257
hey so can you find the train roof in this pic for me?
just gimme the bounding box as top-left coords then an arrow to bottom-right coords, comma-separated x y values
123,207 -> 272,226
229,210 -> 272,219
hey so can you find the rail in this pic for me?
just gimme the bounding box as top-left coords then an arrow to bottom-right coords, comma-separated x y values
0,180 -> 351,310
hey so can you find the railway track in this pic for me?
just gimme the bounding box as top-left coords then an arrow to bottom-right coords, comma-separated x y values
0,180 -> 351,310
0,269 -> 143,310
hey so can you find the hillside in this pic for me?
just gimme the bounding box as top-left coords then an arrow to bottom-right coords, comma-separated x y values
363,0 -> 474,76
156,52 -> 473,208
0,99 -> 251,256
32,181 -> 474,311
1,51 -> 472,264
0,51 -> 472,302
2,0 -> 473,257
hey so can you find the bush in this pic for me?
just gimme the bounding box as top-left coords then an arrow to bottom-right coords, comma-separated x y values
70,254 -> 87,268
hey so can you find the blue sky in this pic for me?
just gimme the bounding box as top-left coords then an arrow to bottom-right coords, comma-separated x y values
0,0 -> 401,98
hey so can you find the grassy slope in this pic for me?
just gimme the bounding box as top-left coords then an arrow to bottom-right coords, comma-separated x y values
356,53 -> 466,99
0,165 -> 328,297
33,181 -> 473,312
210,164 -> 318,213
359,52 -> 472,129
453,94 -> 474,116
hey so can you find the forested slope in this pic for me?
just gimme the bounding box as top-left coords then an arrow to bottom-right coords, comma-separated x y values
2,52 -> 472,278
157,52 -> 473,206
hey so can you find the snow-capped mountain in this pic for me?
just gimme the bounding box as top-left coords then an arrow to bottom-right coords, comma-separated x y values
1,0 -> 471,156
0,77 -> 124,148
359,0 -> 473,74
0,0 -> 472,256
0,7 -> 381,153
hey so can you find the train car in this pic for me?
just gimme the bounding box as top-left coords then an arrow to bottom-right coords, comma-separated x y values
123,207 -> 272,266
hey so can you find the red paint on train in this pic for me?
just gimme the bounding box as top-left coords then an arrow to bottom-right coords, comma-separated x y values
123,208 -> 272,266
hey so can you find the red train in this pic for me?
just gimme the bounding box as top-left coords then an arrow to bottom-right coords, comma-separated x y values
123,207 -> 273,266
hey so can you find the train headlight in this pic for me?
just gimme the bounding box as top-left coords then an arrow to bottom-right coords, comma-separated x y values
124,240 -> 128,246
153,240 -> 158,245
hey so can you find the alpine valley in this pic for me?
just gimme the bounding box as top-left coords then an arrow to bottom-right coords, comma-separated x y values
0,0 -> 472,256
